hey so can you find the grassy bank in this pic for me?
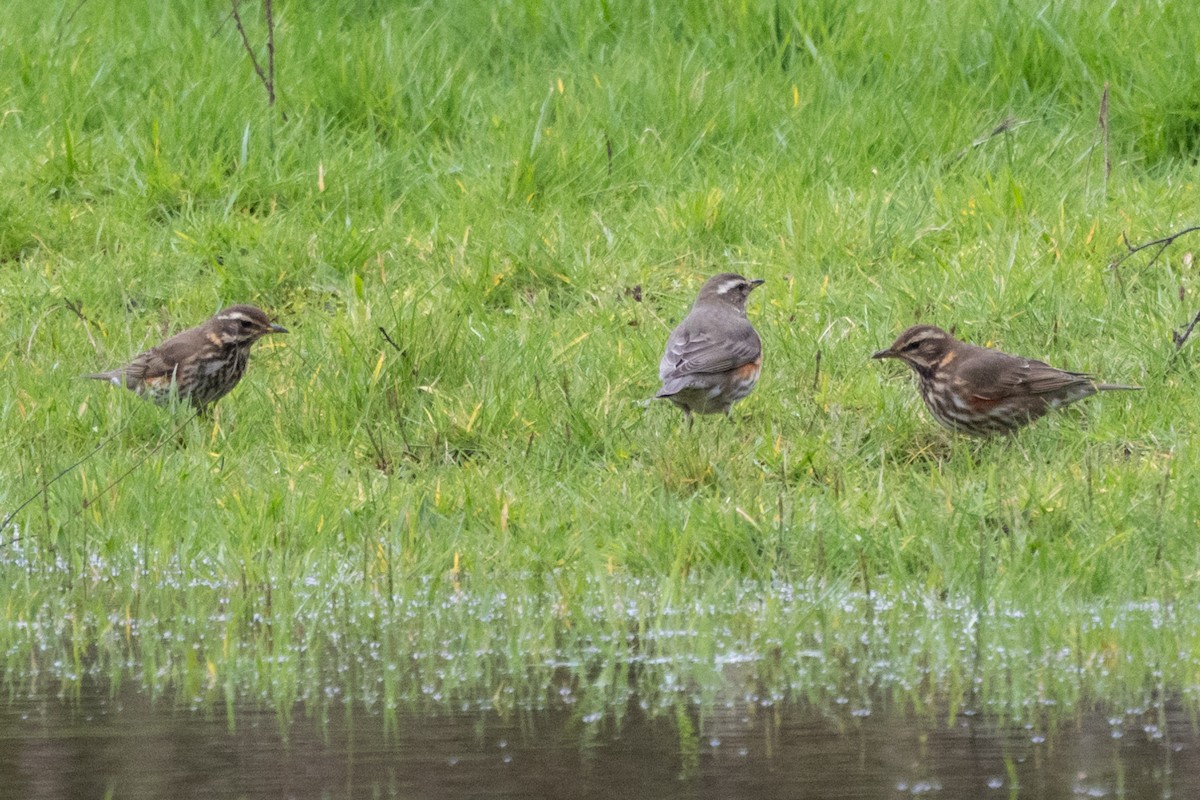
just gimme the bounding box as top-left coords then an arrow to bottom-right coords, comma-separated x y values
3,0 -> 1200,721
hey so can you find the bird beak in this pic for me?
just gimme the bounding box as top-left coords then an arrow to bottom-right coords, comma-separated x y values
871,347 -> 893,360
270,323 -> 289,334
749,279 -> 765,288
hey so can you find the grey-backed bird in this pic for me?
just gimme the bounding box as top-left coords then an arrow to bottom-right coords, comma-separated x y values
656,273 -> 764,423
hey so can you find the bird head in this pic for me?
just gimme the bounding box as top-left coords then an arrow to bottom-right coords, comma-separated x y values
211,305 -> 289,345
872,325 -> 955,372
694,273 -> 764,315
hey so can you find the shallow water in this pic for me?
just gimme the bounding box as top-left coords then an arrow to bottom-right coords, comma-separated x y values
2,681 -> 1195,799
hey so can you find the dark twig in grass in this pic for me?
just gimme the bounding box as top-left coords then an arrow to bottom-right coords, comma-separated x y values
230,0 -> 276,107
76,411 -> 200,515
63,298 -> 100,355
972,116 -> 1025,147
945,116 -> 1029,166
364,424 -> 392,474
1115,226 -> 1200,350
210,8 -> 233,38
0,413 -> 148,545
2,409 -> 202,550
394,421 -> 419,461
811,348 -> 821,392
2,440 -> 106,542
1110,225 -> 1200,272
1084,452 -> 1094,513
265,0 -> 276,104
1099,83 -> 1111,199
1173,309 -> 1200,352
378,326 -> 403,353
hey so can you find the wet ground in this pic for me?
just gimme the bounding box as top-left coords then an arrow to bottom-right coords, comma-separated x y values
1,681 -> 1194,799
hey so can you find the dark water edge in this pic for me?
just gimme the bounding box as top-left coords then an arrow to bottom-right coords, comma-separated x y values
1,682 -> 1196,800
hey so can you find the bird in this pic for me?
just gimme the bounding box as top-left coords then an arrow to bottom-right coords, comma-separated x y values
656,273 -> 764,424
871,324 -> 1139,436
84,304 -> 287,413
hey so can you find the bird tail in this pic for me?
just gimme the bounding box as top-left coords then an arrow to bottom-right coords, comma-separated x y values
1095,383 -> 1142,392
657,381 -> 686,398
655,378 -> 689,399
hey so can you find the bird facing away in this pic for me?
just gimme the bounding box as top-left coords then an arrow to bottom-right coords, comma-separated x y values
656,273 -> 764,423
871,324 -> 1139,436
84,304 -> 287,413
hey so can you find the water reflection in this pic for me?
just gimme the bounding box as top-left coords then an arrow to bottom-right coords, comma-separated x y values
1,682 -> 1193,799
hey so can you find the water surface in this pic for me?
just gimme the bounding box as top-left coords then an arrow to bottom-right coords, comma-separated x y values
2,681 -> 1194,799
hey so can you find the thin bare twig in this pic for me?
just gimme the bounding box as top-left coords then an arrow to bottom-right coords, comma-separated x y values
63,298 -> 100,355
210,8 -> 234,38
1099,83 -> 1110,199
1109,225 -> 1200,272
973,116 -> 1025,147
265,0 -> 276,106
1173,310 -> 1200,351
77,411 -> 200,512
0,439 -> 109,542
945,116 -> 1030,166
378,326 -> 403,353
0,407 -> 185,545
230,0 -> 275,106
1114,226 -> 1200,351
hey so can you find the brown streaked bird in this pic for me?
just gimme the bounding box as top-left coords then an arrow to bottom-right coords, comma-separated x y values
872,324 -> 1139,436
84,304 -> 287,413
656,273 -> 764,424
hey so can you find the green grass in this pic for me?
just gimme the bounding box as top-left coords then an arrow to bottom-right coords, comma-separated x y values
4,0 -> 1200,725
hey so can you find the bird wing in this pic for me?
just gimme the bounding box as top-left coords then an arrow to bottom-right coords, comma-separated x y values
659,319 -> 761,380
956,349 -> 1092,400
119,347 -> 179,386
119,328 -> 206,385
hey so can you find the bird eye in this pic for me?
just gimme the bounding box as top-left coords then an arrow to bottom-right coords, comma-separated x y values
902,340 -> 921,351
